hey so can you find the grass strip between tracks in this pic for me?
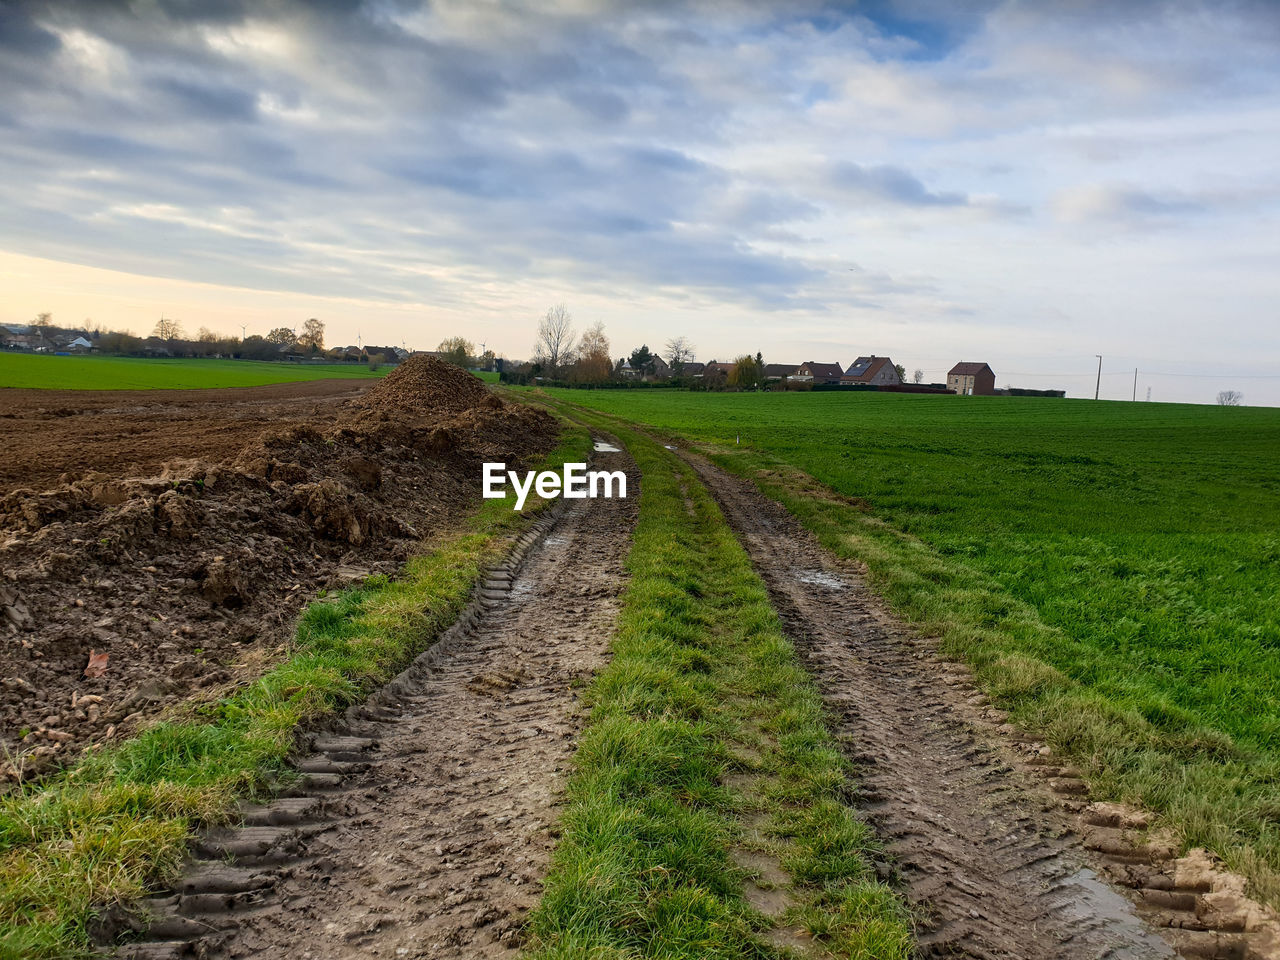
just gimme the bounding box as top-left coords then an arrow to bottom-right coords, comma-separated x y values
0,424 -> 591,960
524,417 -> 911,959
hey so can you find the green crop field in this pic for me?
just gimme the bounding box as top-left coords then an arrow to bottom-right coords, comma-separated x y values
0,353 -> 389,390
544,387 -> 1280,902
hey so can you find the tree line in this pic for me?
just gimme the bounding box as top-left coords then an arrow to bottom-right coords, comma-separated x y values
5,314 -> 371,363
503,305 -> 772,390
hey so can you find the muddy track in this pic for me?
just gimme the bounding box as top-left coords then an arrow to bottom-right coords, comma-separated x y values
114,442 -> 638,960
683,451 -> 1182,960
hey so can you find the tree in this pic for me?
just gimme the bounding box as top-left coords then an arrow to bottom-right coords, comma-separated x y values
894,363 -> 906,382
299,318 -> 325,351
1217,390 -> 1244,406
32,312 -> 52,329
535,304 -> 576,376
368,351 -> 387,371
728,354 -> 761,389
755,351 -> 766,390
197,327 -> 219,343
265,327 -> 295,345
666,335 -> 695,374
437,336 -> 474,368
575,322 -> 612,383
913,368 -> 924,384
629,344 -> 654,376
154,316 -> 183,340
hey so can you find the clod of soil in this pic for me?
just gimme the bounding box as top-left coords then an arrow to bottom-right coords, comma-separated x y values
0,358 -> 557,782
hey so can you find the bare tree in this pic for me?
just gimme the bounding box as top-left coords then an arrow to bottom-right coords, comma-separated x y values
1217,390 -> 1244,406
576,322 -> 612,383
913,368 -> 924,384
32,312 -> 52,329
299,318 -> 325,351
153,316 -> 183,340
665,335 -> 695,374
535,304 -> 575,376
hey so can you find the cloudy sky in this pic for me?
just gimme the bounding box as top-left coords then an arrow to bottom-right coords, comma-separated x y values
2,0 -> 1278,403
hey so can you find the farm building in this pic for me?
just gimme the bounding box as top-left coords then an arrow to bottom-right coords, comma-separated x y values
948,362 -> 996,395
842,356 -> 901,386
61,336 -> 94,353
795,361 -> 844,384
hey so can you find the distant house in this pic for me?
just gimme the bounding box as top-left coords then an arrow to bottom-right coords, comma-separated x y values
703,360 -> 735,380
948,362 -> 996,396
763,363 -> 799,382
2,327 -> 49,351
62,336 -> 94,353
680,361 -> 706,377
795,361 -> 844,385
843,356 -> 901,386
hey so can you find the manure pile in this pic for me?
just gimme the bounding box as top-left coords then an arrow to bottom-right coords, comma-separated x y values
0,358 -> 555,779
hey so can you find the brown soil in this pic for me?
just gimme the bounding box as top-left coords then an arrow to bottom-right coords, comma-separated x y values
683,450 -> 1188,960
0,359 -> 558,780
112,441 -> 639,960
0,379 -> 371,498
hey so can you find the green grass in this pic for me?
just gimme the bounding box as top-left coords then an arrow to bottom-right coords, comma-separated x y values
0,354 -> 389,390
0,425 -> 590,960
474,370 -> 500,383
525,411 -> 910,959
540,388 -> 1280,905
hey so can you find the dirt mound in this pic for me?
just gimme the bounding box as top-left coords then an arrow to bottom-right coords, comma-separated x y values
352,355 -> 491,416
0,379 -> 557,783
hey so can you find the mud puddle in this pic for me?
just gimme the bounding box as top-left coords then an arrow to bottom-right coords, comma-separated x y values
124,443 -> 640,960
682,452 -> 1180,960
793,569 -> 845,590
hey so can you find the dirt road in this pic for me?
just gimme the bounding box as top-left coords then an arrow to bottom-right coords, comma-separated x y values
126,443 -> 638,959
683,451 -> 1180,960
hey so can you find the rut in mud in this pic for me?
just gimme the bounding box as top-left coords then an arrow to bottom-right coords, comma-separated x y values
120,443 -> 638,960
684,452 -> 1179,960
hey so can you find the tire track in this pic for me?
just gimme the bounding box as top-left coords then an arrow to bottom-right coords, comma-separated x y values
683,451 -> 1179,960
114,443 -> 638,960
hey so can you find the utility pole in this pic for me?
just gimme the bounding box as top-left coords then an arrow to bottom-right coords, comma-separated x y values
1095,354 -> 1103,400
1133,368 -> 1138,401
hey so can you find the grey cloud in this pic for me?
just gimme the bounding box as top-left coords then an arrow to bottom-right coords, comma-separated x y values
153,76 -> 259,121
830,161 -> 967,206
1053,184 -> 1207,226
0,5 -> 61,55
